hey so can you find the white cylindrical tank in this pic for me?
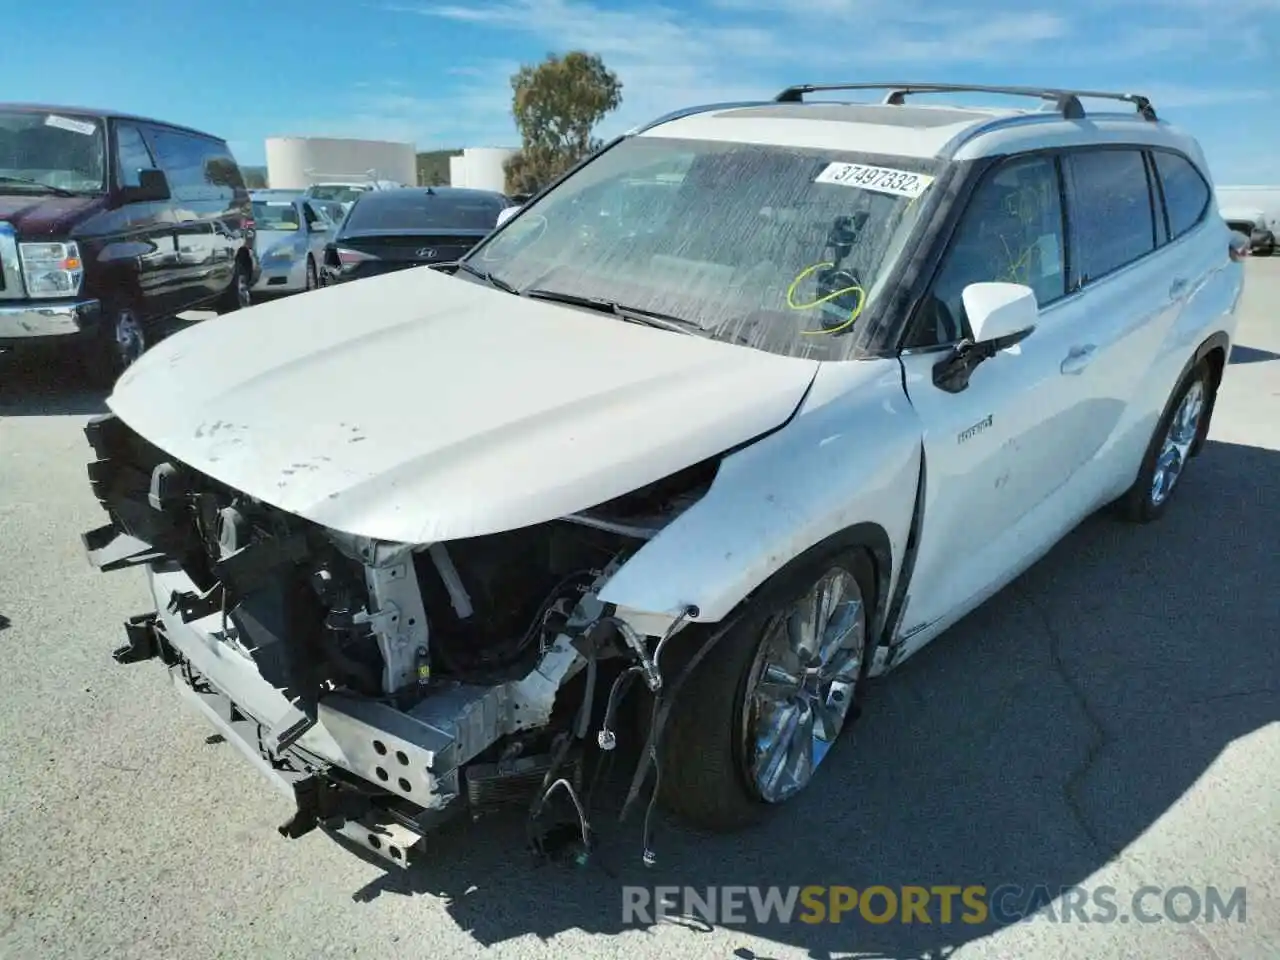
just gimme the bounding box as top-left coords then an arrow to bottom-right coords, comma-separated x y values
451,147 -> 517,193
449,155 -> 468,188
265,137 -> 417,189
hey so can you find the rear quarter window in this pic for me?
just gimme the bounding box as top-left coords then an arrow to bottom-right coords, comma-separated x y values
1152,151 -> 1211,240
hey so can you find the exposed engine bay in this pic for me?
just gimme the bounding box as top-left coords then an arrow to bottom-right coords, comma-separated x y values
82,412 -> 721,869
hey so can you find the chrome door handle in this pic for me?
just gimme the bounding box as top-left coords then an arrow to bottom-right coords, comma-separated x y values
1060,343 -> 1097,375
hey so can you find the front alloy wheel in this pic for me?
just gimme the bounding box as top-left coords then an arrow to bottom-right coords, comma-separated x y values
655,548 -> 875,832
744,569 -> 866,803
114,308 -> 146,369
81,306 -> 145,387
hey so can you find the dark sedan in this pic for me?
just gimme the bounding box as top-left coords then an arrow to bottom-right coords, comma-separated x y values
320,186 -> 510,285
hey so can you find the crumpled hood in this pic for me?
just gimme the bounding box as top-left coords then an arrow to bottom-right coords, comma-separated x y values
108,267 -> 820,543
0,193 -> 102,235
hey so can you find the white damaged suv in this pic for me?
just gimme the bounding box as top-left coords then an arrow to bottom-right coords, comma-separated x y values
82,82 -> 1245,866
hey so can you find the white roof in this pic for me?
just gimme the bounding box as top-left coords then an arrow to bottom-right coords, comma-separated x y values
639,101 -> 1208,171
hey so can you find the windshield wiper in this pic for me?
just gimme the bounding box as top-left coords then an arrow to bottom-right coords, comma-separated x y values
0,176 -> 78,198
453,260 -> 519,295
522,288 -> 702,336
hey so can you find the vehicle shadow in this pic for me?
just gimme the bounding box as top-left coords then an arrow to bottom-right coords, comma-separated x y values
1229,344 -> 1280,365
0,315 -> 201,417
339,438 -> 1279,957
0,348 -> 108,417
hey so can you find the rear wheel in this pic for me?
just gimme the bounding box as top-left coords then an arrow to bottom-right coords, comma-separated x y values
305,257 -> 318,291
656,548 -> 875,831
1117,360 -> 1213,523
217,258 -> 252,313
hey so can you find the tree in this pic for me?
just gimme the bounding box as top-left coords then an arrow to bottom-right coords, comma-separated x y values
241,166 -> 268,189
503,51 -> 622,196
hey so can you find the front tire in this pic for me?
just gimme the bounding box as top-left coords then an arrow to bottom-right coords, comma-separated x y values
656,548 -> 876,832
79,305 -> 146,388
305,256 -> 318,291
1117,360 -> 1213,523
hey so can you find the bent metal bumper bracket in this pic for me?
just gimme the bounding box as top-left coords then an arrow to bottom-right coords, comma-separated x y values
113,611 -> 165,665
169,662 -> 428,868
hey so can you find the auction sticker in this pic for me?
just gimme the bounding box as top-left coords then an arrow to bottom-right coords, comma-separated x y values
815,162 -> 934,198
45,114 -> 97,136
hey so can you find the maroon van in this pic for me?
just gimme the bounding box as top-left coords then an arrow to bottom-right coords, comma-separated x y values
0,104 -> 260,385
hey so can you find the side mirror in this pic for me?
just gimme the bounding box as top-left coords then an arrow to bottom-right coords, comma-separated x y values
122,168 -> 171,202
932,282 -> 1038,394
1228,229 -> 1251,260
963,282 -> 1038,347
495,205 -> 521,228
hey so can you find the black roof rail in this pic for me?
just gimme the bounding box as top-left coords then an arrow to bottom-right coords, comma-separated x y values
773,82 -> 1158,122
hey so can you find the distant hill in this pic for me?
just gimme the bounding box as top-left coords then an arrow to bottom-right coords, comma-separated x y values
417,149 -> 462,186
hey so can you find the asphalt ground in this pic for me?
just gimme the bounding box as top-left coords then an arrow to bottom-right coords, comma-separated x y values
1,259 -> 1276,959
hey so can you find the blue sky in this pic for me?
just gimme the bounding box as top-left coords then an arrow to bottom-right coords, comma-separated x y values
6,0 -> 1278,183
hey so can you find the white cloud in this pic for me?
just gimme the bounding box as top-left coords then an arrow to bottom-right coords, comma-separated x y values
323,0 -> 1276,153
371,0 -> 1082,144
1133,84 -> 1274,110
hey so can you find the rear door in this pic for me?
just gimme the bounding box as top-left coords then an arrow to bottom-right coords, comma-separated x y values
1055,147 -> 1185,497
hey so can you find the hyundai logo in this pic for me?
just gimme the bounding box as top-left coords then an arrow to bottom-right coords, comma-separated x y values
416,248 -> 437,259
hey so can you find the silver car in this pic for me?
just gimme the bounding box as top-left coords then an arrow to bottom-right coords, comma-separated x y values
250,194 -> 335,296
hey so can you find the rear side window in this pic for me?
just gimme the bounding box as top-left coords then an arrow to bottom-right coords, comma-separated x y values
1152,151 -> 1211,240
203,143 -> 246,193
1066,149 -> 1156,283
148,128 -> 243,202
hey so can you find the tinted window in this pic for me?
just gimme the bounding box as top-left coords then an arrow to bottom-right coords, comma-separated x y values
345,192 -> 506,232
1153,152 -> 1210,240
148,129 -> 242,202
114,122 -> 154,189
1067,150 -> 1156,282
920,155 -> 1065,345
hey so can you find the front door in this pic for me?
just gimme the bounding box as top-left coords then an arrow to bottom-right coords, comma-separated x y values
895,153 -> 1098,653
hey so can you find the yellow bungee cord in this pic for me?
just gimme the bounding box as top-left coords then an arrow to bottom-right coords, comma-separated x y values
786,261 -> 866,336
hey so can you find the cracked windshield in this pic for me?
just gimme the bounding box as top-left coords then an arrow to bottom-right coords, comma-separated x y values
471,137 -> 938,359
